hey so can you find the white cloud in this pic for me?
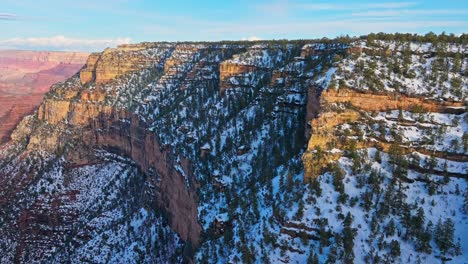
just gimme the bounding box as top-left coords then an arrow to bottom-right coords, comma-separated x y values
241,36 -> 262,41
0,35 -> 132,51
0,13 -> 17,20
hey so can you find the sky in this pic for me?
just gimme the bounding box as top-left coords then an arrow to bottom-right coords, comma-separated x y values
1,0 -> 467,51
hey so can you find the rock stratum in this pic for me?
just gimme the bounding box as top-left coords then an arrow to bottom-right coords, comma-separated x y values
0,50 -> 88,144
0,36 -> 467,263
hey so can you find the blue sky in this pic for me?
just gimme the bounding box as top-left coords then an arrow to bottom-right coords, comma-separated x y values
1,0 -> 467,51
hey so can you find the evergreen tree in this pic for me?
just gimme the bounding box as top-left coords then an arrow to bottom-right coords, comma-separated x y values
342,212 -> 357,263
385,219 -> 396,237
434,218 -> 455,255
389,240 -> 401,258
307,251 -> 320,264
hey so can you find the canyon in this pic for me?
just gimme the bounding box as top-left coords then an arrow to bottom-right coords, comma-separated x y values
0,36 -> 466,263
0,50 -> 88,144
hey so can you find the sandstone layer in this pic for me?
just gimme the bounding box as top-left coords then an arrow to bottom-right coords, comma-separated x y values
80,43 -> 173,85
302,88 -> 467,181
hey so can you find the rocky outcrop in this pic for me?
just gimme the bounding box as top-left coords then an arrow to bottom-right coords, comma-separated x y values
302,87 -> 467,181
219,63 -> 257,80
322,88 -> 465,113
300,43 -> 348,57
219,63 -> 258,93
78,53 -> 101,84
163,44 -> 206,73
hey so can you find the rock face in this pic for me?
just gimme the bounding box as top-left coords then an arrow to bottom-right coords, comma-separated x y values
302,88 -> 466,181
9,43 -> 205,246
0,95 -> 44,143
219,63 -> 258,94
321,88 -> 464,113
80,43 -> 172,84
0,50 -> 88,144
88,111 -> 200,244
33,97 -> 201,243
1,41 -> 315,262
219,63 -> 257,81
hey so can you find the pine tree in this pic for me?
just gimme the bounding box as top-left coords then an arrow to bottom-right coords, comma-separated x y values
385,219 -> 396,237
389,240 -> 401,258
342,212 -> 357,263
374,150 -> 381,163
307,251 -> 320,264
434,218 -> 455,255
325,246 -> 338,264
416,221 -> 432,254
310,178 -> 322,196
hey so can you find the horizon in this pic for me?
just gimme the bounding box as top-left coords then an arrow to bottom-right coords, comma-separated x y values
1,0 -> 467,52
0,32 -> 465,53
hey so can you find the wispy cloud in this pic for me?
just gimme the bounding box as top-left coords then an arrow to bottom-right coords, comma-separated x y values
0,13 -> 17,20
257,1 -> 418,13
352,9 -> 468,17
299,2 -> 418,11
207,19 -> 467,38
365,2 -> 418,9
0,35 -> 132,51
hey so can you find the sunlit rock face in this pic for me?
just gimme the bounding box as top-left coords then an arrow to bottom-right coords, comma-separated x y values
79,43 -> 174,85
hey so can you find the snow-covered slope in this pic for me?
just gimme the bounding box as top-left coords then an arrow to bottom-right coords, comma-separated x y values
0,35 -> 466,263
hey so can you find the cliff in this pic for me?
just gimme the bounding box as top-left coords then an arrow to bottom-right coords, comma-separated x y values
31,97 -> 201,243
302,38 -> 467,181
0,41 -> 316,262
1,37 -> 466,263
80,43 -> 172,84
303,88 -> 467,180
219,63 -> 257,92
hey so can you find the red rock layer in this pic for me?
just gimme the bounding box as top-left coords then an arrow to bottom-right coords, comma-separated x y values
0,50 -> 88,144
0,95 -> 44,143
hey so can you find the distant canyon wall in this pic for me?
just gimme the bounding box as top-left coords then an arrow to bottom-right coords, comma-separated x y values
0,50 -> 88,144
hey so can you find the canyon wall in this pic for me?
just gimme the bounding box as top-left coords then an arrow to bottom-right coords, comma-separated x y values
30,97 -> 201,244
322,88 -> 465,113
0,50 -> 88,144
0,50 -> 88,94
302,87 -> 467,181
219,63 -> 258,94
15,43 -> 203,245
80,43 -> 172,84
1,41 -> 344,259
